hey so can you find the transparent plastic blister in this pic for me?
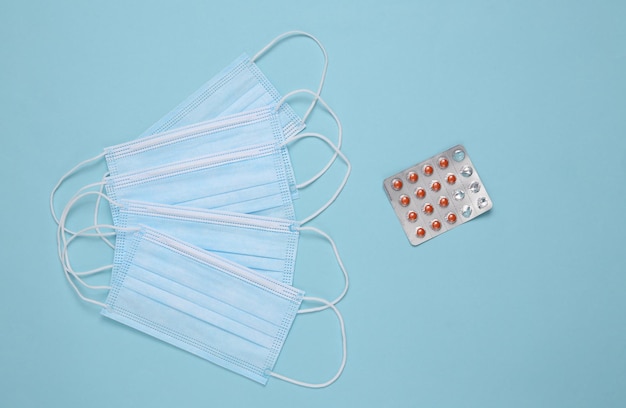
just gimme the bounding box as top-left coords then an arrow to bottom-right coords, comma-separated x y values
383,145 -> 493,246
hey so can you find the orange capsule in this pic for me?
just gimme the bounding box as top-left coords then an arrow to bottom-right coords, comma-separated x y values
439,196 -> 449,207
416,227 -> 426,238
407,211 -> 418,222
446,173 -> 457,184
423,203 -> 434,215
431,181 -> 441,192
407,171 -> 418,183
446,212 -> 457,224
438,157 -> 449,169
431,219 -> 442,231
399,195 -> 410,207
392,178 -> 403,191
415,188 -> 426,199
423,165 -> 434,176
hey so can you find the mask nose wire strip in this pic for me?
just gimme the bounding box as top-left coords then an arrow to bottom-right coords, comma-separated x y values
280,133 -> 351,226
50,151 -> 106,225
278,89 -> 342,190
251,31 -> 328,123
267,296 -> 347,388
296,226 -> 349,314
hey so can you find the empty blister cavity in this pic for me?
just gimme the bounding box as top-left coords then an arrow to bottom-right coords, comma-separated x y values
469,181 -> 481,193
453,149 -> 465,162
460,166 -> 473,177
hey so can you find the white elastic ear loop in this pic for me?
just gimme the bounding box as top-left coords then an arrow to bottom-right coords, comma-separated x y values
62,223 -> 138,278
56,192 -> 135,309
58,222 -> 111,309
267,296 -> 347,388
296,226 -> 349,314
281,133 -> 351,225
61,224 -> 137,309
57,190 -> 123,281
55,172 -> 111,244
277,89 -> 343,189
50,151 -> 105,225
57,189 -> 120,257
93,172 -> 115,249
55,179 -> 108,236
252,31 -> 328,122
62,223 -> 117,286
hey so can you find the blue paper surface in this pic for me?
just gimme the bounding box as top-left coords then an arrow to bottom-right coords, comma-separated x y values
1,1 -> 625,407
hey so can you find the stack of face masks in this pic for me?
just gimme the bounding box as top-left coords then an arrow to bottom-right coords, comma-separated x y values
50,31 -> 350,388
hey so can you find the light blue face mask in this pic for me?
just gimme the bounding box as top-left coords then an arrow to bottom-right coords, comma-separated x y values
113,200 -> 349,296
104,89 -> 342,193
114,201 -> 299,284
105,142 -> 296,223
76,227 -> 347,387
139,31 -> 327,140
103,122 -> 346,220
104,106 -> 296,186
139,31 -> 336,198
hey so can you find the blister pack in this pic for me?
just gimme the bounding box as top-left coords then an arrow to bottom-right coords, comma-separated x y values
383,145 -> 493,246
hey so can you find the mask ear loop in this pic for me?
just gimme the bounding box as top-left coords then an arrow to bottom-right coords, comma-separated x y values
53,159 -> 119,248
50,151 -> 105,226
280,132 -> 351,225
56,190 -> 127,286
60,223 -> 138,309
295,226 -> 349,314
93,172 -> 115,249
267,296 -> 347,388
56,190 -> 137,308
54,179 -> 108,235
62,223 -> 117,284
252,31 -> 328,123
277,89 -> 342,189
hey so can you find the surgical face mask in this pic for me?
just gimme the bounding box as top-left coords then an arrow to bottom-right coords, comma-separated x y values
104,105 -> 300,200
113,200 -> 349,302
100,227 -> 347,387
139,31 -> 328,140
102,88 -> 341,199
140,52 -> 305,140
105,142 -> 296,223
104,126 -> 346,221
105,105 -> 296,183
115,201 -> 299,284
136,31 -> 331,199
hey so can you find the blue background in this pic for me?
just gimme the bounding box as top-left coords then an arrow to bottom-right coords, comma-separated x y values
1,1 -> 625,407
